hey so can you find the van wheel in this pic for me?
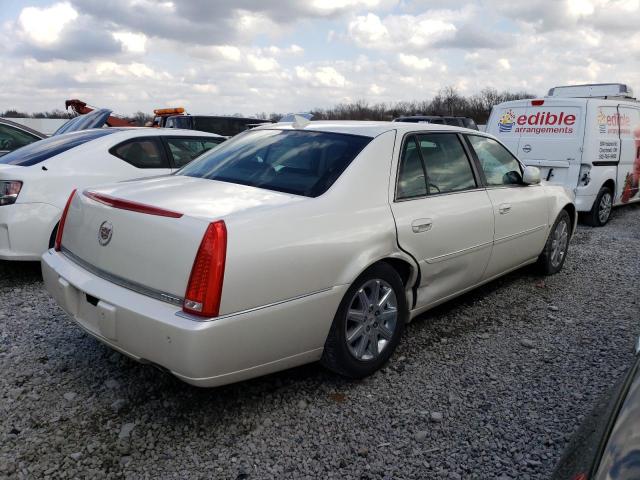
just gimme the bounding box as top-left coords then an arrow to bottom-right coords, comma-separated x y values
538,210 -> 571,275
584,186 -> 613,227
321,263 -> 407,379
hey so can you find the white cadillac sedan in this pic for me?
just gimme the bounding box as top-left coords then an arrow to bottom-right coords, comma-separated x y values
42,121 -> 576,387
0,128 -> 224,260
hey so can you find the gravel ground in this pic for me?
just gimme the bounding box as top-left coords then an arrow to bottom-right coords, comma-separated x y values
1,204 -> 640,480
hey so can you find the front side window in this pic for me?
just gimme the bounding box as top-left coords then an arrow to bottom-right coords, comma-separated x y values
417,133 -> 477,194
0,124 -> 40,151
110,138 -> 169,169
165,137 -> 224,168
467,135 -> 522,186
178,129 -> 371,197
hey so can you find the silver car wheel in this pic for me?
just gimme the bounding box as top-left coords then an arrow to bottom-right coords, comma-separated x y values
345,279 -> 398,361
550,218 -> 569,268
598,192 -> 612,224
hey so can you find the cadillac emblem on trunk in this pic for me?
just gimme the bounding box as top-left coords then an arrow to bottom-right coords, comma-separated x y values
98,221 -> 113,246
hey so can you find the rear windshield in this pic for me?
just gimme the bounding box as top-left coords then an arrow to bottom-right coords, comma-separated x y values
0,129 -> 116,166
178,129 -> 372,197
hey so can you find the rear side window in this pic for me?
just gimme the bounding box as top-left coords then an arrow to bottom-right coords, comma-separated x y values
110,138 -> 169,169
0,129 -> 116,166
179,129 -> 371,197
0,124 -> 40,151
417,133 -> 476,194
165,137 -> 225,168
467,135 -> 522,186
397,137 -> 427,199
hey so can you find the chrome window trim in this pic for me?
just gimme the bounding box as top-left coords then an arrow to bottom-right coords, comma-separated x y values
393,186 -> 487,203
61,247 -> 184,307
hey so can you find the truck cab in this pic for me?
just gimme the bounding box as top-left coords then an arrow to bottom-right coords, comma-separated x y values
487,83 -> 640,226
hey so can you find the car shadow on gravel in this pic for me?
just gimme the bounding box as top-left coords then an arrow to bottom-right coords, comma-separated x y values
0,260 -> 42,283
63,261 -> 550,418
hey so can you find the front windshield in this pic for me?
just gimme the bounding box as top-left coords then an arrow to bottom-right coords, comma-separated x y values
0,129 -> 116,166
178,129 -> 372,197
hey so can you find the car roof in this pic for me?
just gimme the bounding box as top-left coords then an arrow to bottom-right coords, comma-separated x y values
71,127 -> 225,140
260,120 -> 481,138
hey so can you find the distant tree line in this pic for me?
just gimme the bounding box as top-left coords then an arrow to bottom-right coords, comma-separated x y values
2,87 -> 536,125
255,87 -> 536,124
1,109 -> 73,119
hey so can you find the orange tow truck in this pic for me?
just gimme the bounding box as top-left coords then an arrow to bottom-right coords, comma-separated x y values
64,99 -> 137,127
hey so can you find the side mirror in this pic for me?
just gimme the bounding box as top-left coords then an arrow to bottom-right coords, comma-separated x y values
523,166 -> 541,185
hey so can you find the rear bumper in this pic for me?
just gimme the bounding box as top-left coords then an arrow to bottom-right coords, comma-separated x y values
0,203 -> 60,260
42,250 -> 345,387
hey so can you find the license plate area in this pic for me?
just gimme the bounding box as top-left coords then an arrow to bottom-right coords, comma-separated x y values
70,286 -> 118,340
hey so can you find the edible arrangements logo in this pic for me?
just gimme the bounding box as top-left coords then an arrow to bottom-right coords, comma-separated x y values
498,110 -> 516,133
597,109 -> 631,135
512,111 -> 576,135
597,110 -> 607,134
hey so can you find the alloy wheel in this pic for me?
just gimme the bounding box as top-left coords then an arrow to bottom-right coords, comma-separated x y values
598,192 -> 612,224
550,218 -> 569,268
345,279 -> 398,361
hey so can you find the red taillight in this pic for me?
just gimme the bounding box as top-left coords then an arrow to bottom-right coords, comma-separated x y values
83,191 -> 183,218
55,189 -> 77,252
571,474 -> 588,480
183,221 -> 227,318
531,99 -> 545,106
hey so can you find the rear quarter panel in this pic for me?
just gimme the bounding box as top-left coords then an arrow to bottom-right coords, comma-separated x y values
220,130 -> 408,315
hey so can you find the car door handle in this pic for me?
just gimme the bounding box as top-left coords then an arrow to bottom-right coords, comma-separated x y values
498,203 -> 512,214
411,219 -> 433,233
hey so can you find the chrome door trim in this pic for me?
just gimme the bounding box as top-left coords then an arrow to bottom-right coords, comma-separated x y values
425,240 -> 493,264
493,224 -> 546,245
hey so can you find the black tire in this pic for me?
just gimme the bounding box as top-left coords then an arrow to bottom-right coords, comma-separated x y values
584,186 -> 613,227
537,210 -> 571,275
321,262 -> 408,378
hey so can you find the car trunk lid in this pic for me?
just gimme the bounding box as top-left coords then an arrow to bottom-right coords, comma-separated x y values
59,175 -> 304,308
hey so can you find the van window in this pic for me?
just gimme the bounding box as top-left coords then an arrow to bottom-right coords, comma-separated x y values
467,135 -> 522,186
417,133 -> 476,194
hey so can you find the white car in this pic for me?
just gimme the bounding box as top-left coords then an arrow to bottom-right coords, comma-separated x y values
42,121 -> 576,387
0,128 -> 224,260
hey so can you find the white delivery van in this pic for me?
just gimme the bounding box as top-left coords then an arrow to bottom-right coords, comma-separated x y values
487,83 -> 640,226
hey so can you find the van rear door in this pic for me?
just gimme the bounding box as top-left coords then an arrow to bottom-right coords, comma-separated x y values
486,101 -> 528,154
617,105 -> 640,204
514,100 -> 584,187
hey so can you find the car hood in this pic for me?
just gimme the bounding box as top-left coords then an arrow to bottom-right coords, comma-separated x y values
86,174 -> 306,221
595,356 -> 640,479
53,109 -> 112,135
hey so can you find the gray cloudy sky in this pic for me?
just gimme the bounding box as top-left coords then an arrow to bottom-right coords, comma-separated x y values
1,0 -> 639,116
